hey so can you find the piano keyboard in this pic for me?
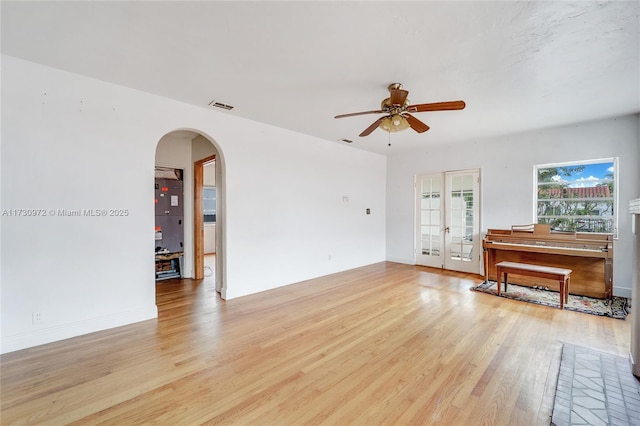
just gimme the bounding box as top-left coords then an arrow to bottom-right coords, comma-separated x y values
485,241 -> 608,254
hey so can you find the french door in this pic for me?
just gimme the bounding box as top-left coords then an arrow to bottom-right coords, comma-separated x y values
415,169 -> 480,274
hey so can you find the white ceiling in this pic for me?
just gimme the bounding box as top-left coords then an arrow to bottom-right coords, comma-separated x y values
2,1 -> 639,155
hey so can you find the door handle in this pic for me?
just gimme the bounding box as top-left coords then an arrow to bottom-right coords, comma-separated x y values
445,226 -> 450,234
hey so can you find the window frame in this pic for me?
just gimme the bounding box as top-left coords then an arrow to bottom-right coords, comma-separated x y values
203,185 -> 216,223
533,157 -> 618,238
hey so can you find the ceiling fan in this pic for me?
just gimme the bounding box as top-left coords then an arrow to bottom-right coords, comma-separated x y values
335,83 -> 466,137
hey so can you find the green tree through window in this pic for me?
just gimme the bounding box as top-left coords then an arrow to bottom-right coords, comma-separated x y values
536,159 -> 616,235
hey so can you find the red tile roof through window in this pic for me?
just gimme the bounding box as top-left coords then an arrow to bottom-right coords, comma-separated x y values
546,186 -> 611,198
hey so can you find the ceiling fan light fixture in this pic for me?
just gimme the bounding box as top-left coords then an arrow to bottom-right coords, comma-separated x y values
379,114 -> 410,133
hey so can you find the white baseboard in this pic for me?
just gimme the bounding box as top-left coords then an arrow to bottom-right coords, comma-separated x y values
386,256 -> 415,265
613,286 -> 632,299
0,305 -> 158,354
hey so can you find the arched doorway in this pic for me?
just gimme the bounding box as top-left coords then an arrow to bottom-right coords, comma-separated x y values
154,129 -> 225,298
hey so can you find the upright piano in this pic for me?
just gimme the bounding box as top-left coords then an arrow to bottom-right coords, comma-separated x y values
483,224 -> 613,299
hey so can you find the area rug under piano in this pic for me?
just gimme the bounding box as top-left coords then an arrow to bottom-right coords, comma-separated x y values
472,281 -> 629,319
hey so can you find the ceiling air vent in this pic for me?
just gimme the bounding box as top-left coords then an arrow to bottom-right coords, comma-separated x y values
208,100 -> 234,110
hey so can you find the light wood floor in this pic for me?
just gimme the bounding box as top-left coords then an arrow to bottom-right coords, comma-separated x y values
0,262 -> 631,425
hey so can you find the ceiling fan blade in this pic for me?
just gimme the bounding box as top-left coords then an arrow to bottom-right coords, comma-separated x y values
389,89 -> 409,106
359,116 -> 386,137
406,100 -> 466,113
335,109 -> 384,119
404,113 -> 430,133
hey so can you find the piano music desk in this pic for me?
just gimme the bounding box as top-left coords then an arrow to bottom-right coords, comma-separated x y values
496,261 -> 572,309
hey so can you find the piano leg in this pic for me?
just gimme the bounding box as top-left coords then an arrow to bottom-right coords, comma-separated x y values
605,257 -> 613,300
483,247 -> 489,284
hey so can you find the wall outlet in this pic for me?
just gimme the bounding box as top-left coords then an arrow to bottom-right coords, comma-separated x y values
32,311 -> 43,324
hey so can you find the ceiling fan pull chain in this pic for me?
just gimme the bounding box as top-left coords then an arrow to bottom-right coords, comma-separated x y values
388,131 -> 391,147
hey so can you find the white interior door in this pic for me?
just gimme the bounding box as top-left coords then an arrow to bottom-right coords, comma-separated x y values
444,170 -> 480,274
415,173 -> 444,268
416,170 -> 480,274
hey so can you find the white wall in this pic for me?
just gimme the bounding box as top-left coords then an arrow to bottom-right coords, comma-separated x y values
0,55 -> 386,353
192,136 -> 217,167
386,114 -> 640,297
223,123 -> 387,298
204,161 -> 216,186
204,223 -> 216,254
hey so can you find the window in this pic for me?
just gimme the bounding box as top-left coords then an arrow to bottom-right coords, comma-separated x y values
203,186 -> 216,223
535,159 -> 617,235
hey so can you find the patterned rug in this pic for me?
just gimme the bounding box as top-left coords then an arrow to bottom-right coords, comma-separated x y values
472,281 -> 629,319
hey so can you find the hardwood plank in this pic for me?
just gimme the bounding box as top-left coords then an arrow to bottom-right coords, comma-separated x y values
0,262 -> 631,425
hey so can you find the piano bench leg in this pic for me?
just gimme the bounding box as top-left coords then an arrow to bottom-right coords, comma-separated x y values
559,276 -> 570,310
496,269 -> 508,296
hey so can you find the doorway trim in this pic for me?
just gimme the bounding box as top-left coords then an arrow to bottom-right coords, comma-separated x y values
194,155 -> 216,280
155,128 -> 226,299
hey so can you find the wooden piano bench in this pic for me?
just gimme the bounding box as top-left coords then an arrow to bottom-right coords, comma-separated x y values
495,261 -> 572,309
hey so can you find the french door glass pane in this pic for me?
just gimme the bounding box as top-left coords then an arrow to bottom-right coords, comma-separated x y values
449,176 -> 474,262
420,175 -> 441,257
